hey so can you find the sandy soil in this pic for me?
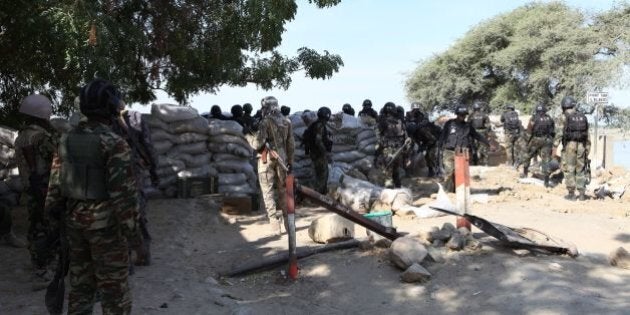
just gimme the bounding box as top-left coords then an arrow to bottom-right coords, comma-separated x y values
2,164 -> 630,314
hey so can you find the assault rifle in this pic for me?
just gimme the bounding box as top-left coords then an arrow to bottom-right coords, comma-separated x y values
385,138 -> 412,169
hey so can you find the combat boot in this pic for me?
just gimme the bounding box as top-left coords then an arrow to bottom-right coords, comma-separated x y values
520,167 -> 528,178
564,190 -> 576,201
543,175 -> 550,188
427,168 -> 435,178
578,190 -> 587,201
1,231 -> 26,248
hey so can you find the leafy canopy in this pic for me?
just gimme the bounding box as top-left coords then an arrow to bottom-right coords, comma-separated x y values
0,0 -> 343,121
405,1 -> 629,114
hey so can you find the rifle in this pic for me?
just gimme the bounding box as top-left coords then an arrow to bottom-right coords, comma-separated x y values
261,142 -> 289,172
385,138 -> 412,169
45,207 -> 69,315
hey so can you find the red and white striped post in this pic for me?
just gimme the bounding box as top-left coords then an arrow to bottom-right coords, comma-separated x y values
285,174 -> 298,280
454,148 -> 471,231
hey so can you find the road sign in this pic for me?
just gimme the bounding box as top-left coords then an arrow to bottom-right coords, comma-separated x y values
587,91 -> 608,104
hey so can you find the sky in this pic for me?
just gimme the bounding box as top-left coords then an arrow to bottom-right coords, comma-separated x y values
134,0 -> 628,114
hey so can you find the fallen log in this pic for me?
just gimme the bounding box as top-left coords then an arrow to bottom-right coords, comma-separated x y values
222,239 -> 360,277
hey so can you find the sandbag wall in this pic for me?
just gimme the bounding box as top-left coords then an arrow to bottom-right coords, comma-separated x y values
0,126 -> 22,206
207,119 -> 257,195
288,111 -> 316,187
327,113 -> 377,180
149,104 -> 215,198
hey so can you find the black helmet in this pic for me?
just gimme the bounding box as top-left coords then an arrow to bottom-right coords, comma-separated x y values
383,102 -> 396,115
396,105 -> 405,117
211,105 -> 222,116
317,107 -> 331,121
280,105 -> 291,116
561,96 -> 576,109
362,99 -> 372,108
79,78 -> 121,117
506,103 -> 515,110
455,106 -> 469,116
535,104 -> 546,113
243,103 -> 253,114
342,103 -> 355,116
231,104 -> 243,118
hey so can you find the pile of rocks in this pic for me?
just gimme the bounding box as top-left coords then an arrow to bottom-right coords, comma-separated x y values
207,119 -> 257,196
0,126 -> 21,206
419,223 -> 482,251
149,104 -> 214,197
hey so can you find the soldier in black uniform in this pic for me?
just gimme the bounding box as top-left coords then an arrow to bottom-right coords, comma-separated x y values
520,104 -> 555,187
358,99 -> 378,119
342,103 -> 355,116
500,104 -> 523,166
210,105 -> 228,120
467,102 -> 491,165
280,105 -> 291,117
439,106 -> 490,192
376,102 -> 409,188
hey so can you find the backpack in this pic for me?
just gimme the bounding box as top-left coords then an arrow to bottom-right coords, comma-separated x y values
504,111 -> 521,131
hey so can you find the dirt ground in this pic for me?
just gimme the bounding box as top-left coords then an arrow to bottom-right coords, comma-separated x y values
1,164 -> 630,314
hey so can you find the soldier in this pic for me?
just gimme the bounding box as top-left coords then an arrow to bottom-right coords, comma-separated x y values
410,111 -> 442,178
500,104 -> 522,166
210,105 -> 228,120
358,99 -> 378,119
520,104 -> 555,187
556,96 -> 590,200
242,103 -> 256,133
342,103 -> 355,116
467,102 -> 491,165
280,105 -> 291,117
303,107 -> 333,194
439,106 -> 490,192
14,93 -> 58,289
376,102 -> 408,188
112,100 -> 159,266
253,96 -> 295,234
45,78 -> 139,314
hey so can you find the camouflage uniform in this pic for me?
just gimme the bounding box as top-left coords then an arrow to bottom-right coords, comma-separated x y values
500,110 -> 522,165
467,110 -> 491,165
14,123 -> 57,269
253,111 -> 295,224
376,114 -> 407,188
410,119 -> 441,177
303,120 -> 332,194
45,121 -> 139,314
555,108 -> 590,195
521,112 -> 555,179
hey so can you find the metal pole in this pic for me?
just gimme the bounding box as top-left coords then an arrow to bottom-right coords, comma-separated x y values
594,104 -> 598,167
602,135 -> 607,169
454,148 -> 471,231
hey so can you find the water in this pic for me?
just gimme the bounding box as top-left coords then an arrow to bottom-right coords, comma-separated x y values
613,140 -> 630,169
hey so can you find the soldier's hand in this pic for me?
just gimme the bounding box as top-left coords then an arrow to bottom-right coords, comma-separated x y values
286,163 -> 292,173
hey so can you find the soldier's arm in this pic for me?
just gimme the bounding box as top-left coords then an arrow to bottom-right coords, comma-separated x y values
470,125 -> 490,146
106,135 -> 140,239
44,151 -> 66,220
286,122 -> 295,166
553,115 -> 564,147
252,119 -> 268,152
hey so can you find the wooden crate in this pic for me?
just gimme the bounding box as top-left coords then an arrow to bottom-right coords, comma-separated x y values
177,176 -> 217,198
221,196 -> 253,215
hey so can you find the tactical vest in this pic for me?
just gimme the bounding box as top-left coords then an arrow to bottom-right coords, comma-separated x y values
532,114 -> 553,136
564,111 -> 588,141
469,113 -> 486,129
443,120 -> 471,150
59,127 -> 109,200
382,117 -> 405,148
504,111 -> 521,132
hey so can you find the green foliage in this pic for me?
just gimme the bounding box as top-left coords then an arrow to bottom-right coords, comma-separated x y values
406,1 -> 630,114
0,0 -> 343,121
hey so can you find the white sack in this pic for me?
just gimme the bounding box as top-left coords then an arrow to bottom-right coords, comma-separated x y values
151,103 -> 199,122
308,214 -> 355,244
208,120 -> 243,137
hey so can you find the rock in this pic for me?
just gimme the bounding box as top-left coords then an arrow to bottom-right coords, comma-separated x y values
432,239 -> 445,247
512,249 -> 532,256
374,238 -> 392,248
426,247 -> 446,263
609,247 -> 630,269
308,214 -> 355,244
389,237 -> 428,270
457,227 -> 470,237
419,227 -> 439,242
400,263 -> 432,283
441,222 -> 456,233
446,232 -> 466,251
431,229 -> 452,242
358,240 -> 375,251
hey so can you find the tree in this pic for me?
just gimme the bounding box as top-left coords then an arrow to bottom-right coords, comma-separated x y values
405,1 -> 629,114
0,0 -> 343,123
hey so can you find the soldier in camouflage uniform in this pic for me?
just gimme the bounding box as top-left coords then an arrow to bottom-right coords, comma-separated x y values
376,102 -> 408,188
500,104 -> 523,166
14,94 -> 58,288
303,107 -> 333,194
253,96 -> 295,234
439,106 -> 490,192
45,79 -> 139,314
112,100 -> 159,267
520,104 -> 555,187
467,102 -> 491,165
555,96 -> 590,201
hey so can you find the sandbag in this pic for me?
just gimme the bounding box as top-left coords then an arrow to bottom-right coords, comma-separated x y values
147,116 -> 171,132
332,151 -> 366,163
360,144 -> 377,155
289,113 -> 306,127
209,134 -> 252,150
208,120 -> 243,137
293,126 -> 306,138
356,129 -> 376,143
157,157 -> 186,172
151,129 -> 176,142
171,142 -> 207,155
154,140 -> 173,154
173,132 -> 208,144
332,144 -> 357,153
211,153 -> 245,162
214,160 -> 255,176
328,113 -> 361,131
357,137 -> 378,149
208,143 -> 252,158
301,111 -> 317,127
170,116 -> 209,134
308,214 -> 355,244
151,103 -> 199,122
218,183 -> 255,195
177,165 -> 215,178
218,173 -> 247,185
0,126 -> 17,147
352,156 -> 374,172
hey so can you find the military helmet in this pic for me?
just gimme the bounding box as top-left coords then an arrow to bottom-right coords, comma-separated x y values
19,94 -> 53,120
362,99 -> 372,108
535,104 -> 546,113
211,105 -> 222,116
455,106 -> 469,116
383,102 -> 396,115
242,103 -> 253,114
506,103 -> 515,110
561,96 -> 576,109
231,104 -> 243,117
261,96 -> 279,110
473,102 -> 483,110
342,103 -> 354,114
280,105 -> 291,116
317,106 -> 331,121
79,78 -> 121,117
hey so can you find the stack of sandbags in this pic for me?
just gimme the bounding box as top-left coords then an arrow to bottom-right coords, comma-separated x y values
150,104 -> 215,197
0,126 -> 21,206
288,111 -> 315,187
207,119 -> 256,196
327,114 -> 377,179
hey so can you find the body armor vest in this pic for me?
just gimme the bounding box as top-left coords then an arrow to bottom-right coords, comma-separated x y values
59,127 -> 109,200
504,111 -> 521,131
532,114 -> 553,136
443,121 -> 471,150
564,111 -> 588,141
382,117 -> 405,148
470,113 -> 485,129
